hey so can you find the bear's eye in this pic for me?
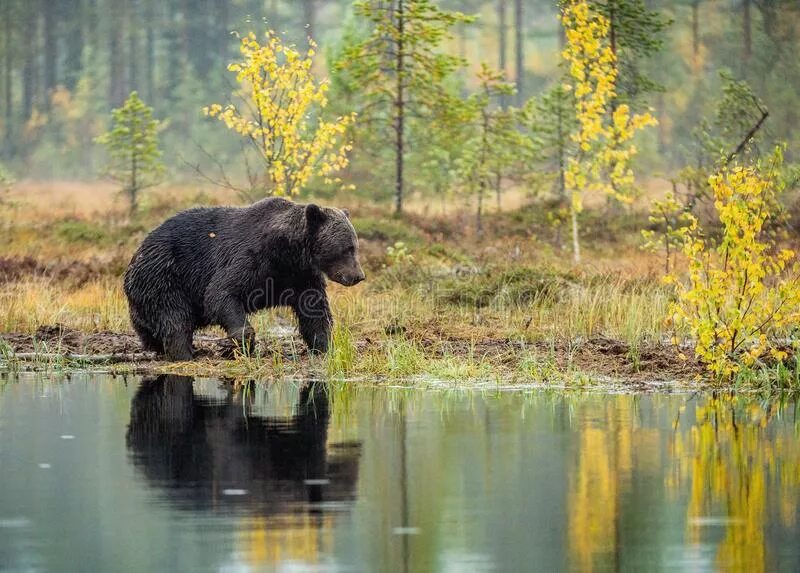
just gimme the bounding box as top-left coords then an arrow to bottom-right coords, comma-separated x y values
345,246 -> 355,256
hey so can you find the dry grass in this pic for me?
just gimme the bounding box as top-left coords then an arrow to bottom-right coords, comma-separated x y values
0,268 -> 672,367
0,277 -> 129,332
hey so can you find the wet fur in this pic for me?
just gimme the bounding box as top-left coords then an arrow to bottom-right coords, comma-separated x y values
123,197 -> 363,360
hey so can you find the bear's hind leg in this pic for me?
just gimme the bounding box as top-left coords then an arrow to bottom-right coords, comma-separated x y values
204,280 -> 256,354
153,297 -> 196,361
130,309 -> 163,353
162,327 -> 194,361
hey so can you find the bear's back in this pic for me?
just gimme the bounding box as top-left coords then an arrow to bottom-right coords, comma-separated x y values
129,198 -> 302,287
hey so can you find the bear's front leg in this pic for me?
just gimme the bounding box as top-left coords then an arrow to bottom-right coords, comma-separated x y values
293,288 -> 332,354
227,322 -> 256,353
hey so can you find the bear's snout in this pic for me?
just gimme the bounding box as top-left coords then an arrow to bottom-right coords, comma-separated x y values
339,270 -> 366,286
330,264 -> 366,287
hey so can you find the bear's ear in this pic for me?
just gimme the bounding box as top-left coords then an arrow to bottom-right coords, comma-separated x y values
342,208 -> 350,219
305,203 -> 327,231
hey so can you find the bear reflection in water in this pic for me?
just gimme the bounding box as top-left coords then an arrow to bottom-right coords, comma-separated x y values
126,375 -> 361,514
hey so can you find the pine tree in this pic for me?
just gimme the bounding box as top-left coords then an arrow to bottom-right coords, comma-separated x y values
456,64 -> 529,233
523,83 -> 577,204
592,0 -> 671,108
96,91 -> 164,214
336,0 -> 473,214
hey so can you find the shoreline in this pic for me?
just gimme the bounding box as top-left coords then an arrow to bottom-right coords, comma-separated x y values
2,323 -> 706,388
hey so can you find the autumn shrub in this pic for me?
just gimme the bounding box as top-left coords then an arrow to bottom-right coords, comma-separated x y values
668,148 -> 800,378
204,31 -> 354,198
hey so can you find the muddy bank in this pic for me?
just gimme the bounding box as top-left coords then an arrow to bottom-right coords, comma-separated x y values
0,324 -> 241,359
0,324 -> 701,383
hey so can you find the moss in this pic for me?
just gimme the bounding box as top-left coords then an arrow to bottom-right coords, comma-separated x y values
55,220 -> 110,244
351,215 -> 424,244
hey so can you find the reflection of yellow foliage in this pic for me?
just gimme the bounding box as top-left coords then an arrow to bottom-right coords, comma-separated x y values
672,394 -> 800,572
238,514 -> 334,566
568,398 -> 637,572
569,427 -> 617,572
569,394 -> 800,572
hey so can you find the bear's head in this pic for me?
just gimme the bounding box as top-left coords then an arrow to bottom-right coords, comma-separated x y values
305,204 -> 366,287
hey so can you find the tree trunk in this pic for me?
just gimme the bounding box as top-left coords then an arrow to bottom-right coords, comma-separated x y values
128,0 -> 138,92
555,101 -> 566,250
302,0 -> 316,44
144,0 -> 155,102
495,171 -> 502,212
477,181 -> 484,234
608,0 -> 617,112
477,105 -> 489,234
514,0 -> 524,106
42,0 -> 57,109
130,154 -> 138,215
84,0 -> 98,71
163,4 -> 181,103
498,0 -> 507,108
557,103 -> 565,202
109,0 -> 126,107
3,0 -> 12,155
216,0 -> 229,68
22,2 -> 36,118
180,0 -> 191,72
571,204 -> 581,264
394,0 -> 405,215
742,0 -> 751,77
691,0 -> 700,75
63,0 -> 84,91
86,0 -> 98,47
130,113 -> 138,214
608,1 -> 617,57
656,91 -> 666,152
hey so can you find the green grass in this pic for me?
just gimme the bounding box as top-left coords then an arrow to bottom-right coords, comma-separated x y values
732,357 -> 800,391
327,323 -> 357,377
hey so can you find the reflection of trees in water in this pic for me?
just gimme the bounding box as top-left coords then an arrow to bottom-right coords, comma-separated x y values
125,375 -> 361,567
565,393 -> 800,572
567,397 -> 639,572
672,394 -> 800,573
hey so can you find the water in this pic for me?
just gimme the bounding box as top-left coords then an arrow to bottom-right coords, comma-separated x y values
1,372 -> 799,572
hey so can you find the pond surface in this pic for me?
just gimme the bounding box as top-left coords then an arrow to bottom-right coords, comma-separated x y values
0,372 -> 799,572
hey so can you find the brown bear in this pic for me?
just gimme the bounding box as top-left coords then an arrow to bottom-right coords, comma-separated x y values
123,198 -> 365,360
